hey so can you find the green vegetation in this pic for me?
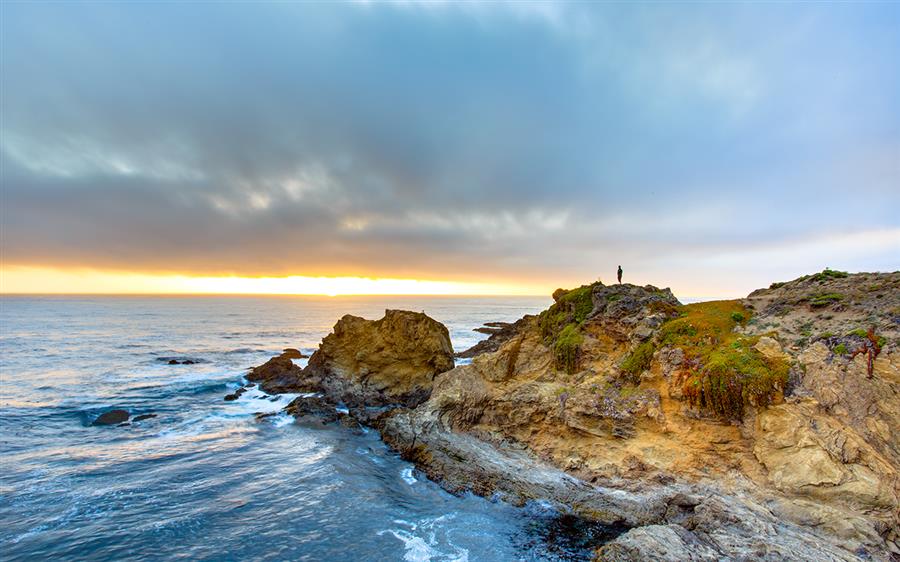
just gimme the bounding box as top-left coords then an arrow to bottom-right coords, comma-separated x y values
809,293 -> 844,308
769,281 -> 786,290
647,300 -> 679,316
846,328 -> 887,348
553,324 -> 583,375
620,341 -> 655,380
799,268 -> 849,283
539,283 -> 600,374
659,300 -> 789,421
730,312 -> 745,324
539,283 -> 595,339
834,343 -> 848,355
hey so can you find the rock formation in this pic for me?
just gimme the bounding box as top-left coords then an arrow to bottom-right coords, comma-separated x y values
258,271 -> 900,560
303,309 -> 455,409
247,309 -> 455,410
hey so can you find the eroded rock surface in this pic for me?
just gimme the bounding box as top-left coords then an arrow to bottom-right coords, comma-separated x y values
377,274 -> 900,560
257,272 -> 899,560
303,309 -> 455,409
247,309 -> 455,409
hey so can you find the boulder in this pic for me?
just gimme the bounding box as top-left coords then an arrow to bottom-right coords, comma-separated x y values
281,348 -> 308,359
92,409 -> 129,426
303,309 -> 454,408
246,355 -> 309,394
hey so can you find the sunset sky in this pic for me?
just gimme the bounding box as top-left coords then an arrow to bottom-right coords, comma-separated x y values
2,2 -> 898,298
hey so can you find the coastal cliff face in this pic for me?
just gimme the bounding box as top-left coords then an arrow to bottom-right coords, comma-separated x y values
251,271 -> 899,560
377,271 -> 900,560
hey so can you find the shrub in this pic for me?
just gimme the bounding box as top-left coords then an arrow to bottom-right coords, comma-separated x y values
834,343 -> 848,355
538,283 -> 596,339
809,293 -> 843,308
660,300 -> 789,421
538,283 -> 601,374
621,341 -> 655,379
554,324 -> 583,374
730,312 -> 746,323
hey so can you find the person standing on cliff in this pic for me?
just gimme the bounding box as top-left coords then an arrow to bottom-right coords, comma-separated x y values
617,265 -> 623,284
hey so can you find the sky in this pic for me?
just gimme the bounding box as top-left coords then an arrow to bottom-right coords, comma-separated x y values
1,1 -> 898,298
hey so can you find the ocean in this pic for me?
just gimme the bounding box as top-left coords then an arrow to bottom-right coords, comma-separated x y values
0,294 -> 629,561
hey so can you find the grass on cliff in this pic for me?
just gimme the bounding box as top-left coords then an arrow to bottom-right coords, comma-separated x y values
799,268 -> 849,283
620,341 -> 655,381
660,300 -> 789,420
539,283 -> 598,374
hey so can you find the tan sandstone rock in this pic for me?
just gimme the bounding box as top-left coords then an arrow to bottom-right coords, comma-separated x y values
304,309 -> 455,408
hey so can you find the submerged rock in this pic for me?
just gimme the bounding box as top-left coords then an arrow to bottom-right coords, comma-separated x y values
132,413 -> 157,422
92,409 -> 129,426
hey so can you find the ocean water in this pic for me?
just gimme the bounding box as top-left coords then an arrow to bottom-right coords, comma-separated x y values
1,295 -> 626,561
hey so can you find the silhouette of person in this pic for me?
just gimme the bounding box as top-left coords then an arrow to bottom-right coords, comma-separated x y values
617,265 -> 623,284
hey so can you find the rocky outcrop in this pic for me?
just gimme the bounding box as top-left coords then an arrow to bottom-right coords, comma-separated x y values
457,317 -> 532,358
260,272 -> 899,560
246,353 -> 308,394
246,309 -> 455,410
301,309 -> 455,409
376,274 -> 900,560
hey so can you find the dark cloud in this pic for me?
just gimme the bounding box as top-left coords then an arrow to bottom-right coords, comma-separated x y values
2,2 -> 898,291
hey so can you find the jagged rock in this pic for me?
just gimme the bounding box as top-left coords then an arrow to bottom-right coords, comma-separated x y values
457,316 -> 533,358
302,309 -> 454,408
283,396 -> 345,424
132,413 -> 156,422
92,409 -> 129,425
246,355 -> 309,394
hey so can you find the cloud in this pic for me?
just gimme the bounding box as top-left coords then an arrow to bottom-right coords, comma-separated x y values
1,2 -> 898,292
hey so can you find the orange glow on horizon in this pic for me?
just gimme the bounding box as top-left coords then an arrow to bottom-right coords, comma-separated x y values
0,266 -> 548,296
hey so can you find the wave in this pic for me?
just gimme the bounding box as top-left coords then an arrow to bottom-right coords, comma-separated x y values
378,516 -> 469,562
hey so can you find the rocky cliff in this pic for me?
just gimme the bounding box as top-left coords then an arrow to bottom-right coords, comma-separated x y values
253,271 -> 900,560
379,271 -> 899,560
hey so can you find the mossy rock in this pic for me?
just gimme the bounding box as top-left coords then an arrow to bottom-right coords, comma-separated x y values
660,300 -> 789,421
620,341 -> 655,380
553,324 -> 583,374
538,283 -> 601,374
